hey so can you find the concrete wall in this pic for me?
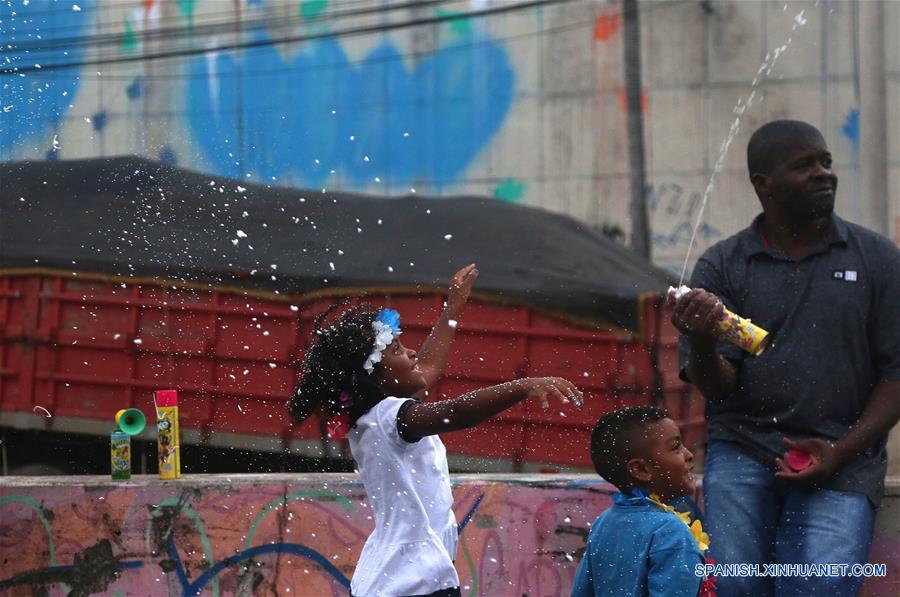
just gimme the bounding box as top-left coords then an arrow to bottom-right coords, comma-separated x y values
2,0 -> 897,273
0,474 -> 898,596
3,1 -> 899,483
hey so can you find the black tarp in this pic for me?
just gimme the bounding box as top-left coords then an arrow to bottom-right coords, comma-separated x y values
0,157 -> 674,331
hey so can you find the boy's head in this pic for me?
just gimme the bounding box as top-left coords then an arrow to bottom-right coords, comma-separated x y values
590,406 -> 695,501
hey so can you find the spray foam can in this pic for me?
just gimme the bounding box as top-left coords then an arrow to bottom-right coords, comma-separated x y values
110,407 -> 145,480
110,430 -> 131,480
155,389 -> 181,479
670,285 -> 770,356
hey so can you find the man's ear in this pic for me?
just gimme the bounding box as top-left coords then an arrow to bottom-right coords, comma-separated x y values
627,457 -> 653,483
751,172 -> 770,202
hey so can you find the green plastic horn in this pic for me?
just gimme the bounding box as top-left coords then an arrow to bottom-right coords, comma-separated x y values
115,408 -> 146,436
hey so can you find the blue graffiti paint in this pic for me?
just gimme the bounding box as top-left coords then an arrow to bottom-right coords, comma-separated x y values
166,532 -> 350,595
92,111 -> 108,132
653,222 -> 721,248
841,107 -> 859,152
186,34 -> 514,188
164,493 -> 483,595
126,77 -> 145,100
457,492 -> 484,535
159,146 -> 178,165
165,533 -> 192,591
0,1 -> 92,157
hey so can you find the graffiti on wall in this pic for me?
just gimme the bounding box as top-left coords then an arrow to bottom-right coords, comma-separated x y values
646,181 -> 722,249
185,32 -> 515,189
0,1 -> 93,158
0,476 -> 597,596
2,475 -> 899,596
1,0 -> 516,191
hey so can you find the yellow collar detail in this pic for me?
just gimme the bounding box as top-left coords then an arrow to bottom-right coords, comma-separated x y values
648,493 -> 710,553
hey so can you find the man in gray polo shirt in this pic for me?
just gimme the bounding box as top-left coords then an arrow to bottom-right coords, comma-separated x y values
672,120 -> 900,597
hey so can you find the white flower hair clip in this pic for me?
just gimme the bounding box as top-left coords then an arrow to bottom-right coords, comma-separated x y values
363,308 -> 402,374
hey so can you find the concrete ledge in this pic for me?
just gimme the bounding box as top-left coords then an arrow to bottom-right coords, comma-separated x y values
0,475 -> 897,596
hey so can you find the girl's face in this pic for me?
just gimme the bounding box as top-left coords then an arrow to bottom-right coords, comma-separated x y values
374,338 -> 427,396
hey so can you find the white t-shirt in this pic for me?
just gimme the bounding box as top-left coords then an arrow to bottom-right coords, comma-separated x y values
347,397 -> 459,597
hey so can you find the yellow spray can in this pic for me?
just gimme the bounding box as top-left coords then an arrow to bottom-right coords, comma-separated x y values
155,390 -> 181,479
670,286 -> 770,356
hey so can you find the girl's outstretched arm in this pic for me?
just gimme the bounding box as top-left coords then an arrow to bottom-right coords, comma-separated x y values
413,264 -> 478,396
401,377 -> 583,440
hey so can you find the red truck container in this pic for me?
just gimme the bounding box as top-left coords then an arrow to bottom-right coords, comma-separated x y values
0,271 -> 703,472
0,157 -> 704,473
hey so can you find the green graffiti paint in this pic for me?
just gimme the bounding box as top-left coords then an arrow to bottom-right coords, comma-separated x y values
178,0 -> 196,25
300,0 -> 328,21
243,489 -> 354,550
122,17 -> 137,53
0,495 -> 70,593
436,8 -> 472,37
461,542 -> 479,596
493,178 -> 526,202
0,495 -> 57,566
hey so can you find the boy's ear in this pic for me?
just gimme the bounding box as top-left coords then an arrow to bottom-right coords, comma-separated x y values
627,457 -> 653,483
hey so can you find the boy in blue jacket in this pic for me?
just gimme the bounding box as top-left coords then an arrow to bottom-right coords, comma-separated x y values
572,406 -> 711,597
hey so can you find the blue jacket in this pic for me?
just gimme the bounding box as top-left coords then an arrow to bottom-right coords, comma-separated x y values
572,492 -> 704,597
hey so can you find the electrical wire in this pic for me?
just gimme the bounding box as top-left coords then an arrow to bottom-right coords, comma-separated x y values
1,0 -> 459,54
1,0 -> 576,74
20,11 -> 595,82
0,0 -> 387,33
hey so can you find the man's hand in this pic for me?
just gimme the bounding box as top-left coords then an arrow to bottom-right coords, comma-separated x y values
447,263 -> 478,317
775,437 -> 846,485
669,288 -> 724,341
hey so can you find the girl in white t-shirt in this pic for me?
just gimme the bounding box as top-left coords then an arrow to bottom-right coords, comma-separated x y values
289,264 -> 583,597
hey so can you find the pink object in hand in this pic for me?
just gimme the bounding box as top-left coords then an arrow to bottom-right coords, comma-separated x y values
786,449 -> 813,472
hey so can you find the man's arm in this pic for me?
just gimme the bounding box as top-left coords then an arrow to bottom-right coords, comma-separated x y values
670,288 -> 738,401
776,379 -> 900,484
685,335 -> 739,403
777,240 -> 900,483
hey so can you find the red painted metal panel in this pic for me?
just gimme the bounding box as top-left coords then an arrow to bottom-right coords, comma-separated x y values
441,420 -> 527,462
526,336 -> 617,390
0,278 -> 40,412
0,273 -> 705,469
522,422 -> 594,467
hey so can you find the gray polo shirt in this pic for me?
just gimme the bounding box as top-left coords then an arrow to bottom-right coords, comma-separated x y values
679,213 -> 900,507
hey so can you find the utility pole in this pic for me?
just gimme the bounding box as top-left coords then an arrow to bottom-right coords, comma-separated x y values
623,0 -> 650,259
858,0 -> 888,235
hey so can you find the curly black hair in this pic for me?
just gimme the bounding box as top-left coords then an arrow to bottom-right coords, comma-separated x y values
288,303 -> 388,424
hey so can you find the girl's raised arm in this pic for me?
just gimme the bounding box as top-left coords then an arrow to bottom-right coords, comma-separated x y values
413,263 -> 478,397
